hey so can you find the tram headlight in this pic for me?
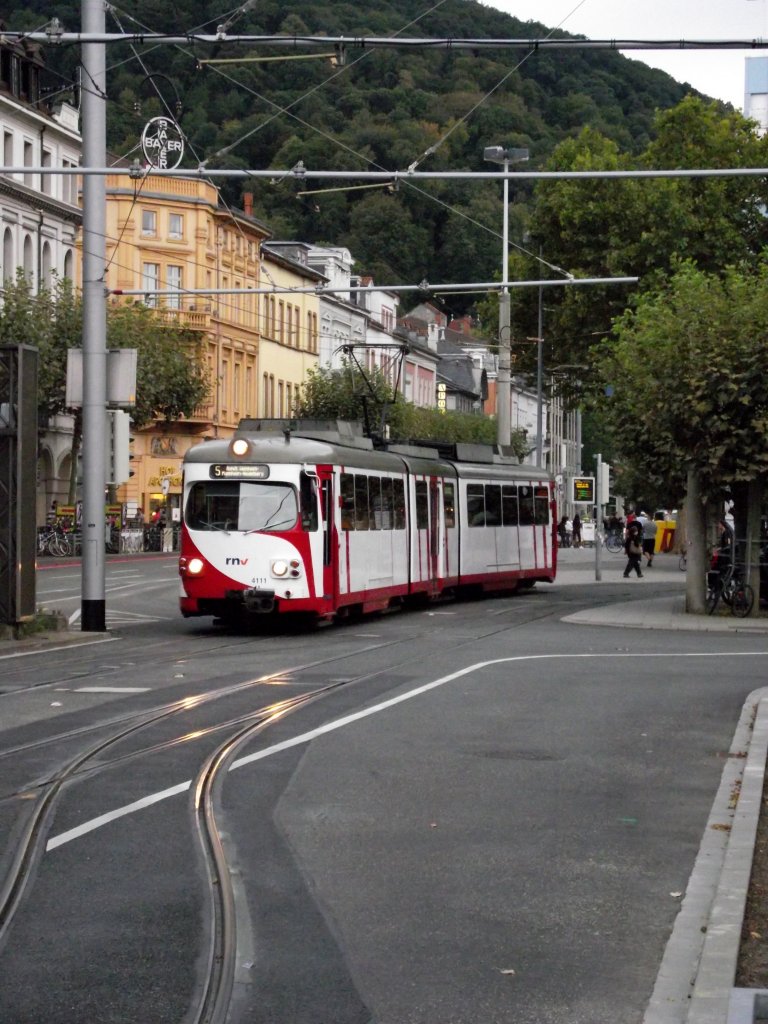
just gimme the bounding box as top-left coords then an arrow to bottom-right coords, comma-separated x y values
231,437 -> 249,457
271,559 -> 289,577
187,557 -> 205,575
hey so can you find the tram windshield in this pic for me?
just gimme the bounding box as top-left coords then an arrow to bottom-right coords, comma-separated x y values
186,481 -> 298,533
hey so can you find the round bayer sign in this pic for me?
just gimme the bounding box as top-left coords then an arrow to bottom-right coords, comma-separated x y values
141,117 -> 184,170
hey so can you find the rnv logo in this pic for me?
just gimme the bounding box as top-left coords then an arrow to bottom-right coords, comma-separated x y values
225,557 -> 249,565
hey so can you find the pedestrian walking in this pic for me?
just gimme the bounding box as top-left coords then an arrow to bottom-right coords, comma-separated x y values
623,523 -> 643,578
558,515 -> 569,548
572,513 -> 582,548
639,512 -> 657,567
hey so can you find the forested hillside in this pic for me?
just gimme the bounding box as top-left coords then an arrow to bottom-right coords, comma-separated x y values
11,0 -> 698,307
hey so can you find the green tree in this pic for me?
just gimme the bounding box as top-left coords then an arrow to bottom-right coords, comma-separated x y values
0,278 -> 210,498
293,363 -> 528,458
522,100 -> 768,374
599,260 -> 768,613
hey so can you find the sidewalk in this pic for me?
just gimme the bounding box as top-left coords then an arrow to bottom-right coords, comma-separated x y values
554,546 -> 768,634
555,546 -> 768,1021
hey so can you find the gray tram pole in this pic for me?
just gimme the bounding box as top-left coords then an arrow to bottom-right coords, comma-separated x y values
80,0 -> 108,631
595,453 -> 603,582
483,146 -> 529,447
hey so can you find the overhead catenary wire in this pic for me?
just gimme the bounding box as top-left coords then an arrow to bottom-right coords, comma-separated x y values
11,30 -> 768,49
11,165 -> 768,180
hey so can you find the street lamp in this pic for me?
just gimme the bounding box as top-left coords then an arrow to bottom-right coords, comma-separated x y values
483,145 -> 529,448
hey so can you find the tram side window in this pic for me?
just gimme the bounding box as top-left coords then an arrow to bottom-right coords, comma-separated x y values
369,476 -> 383,530
485,484 -> 501,526
300,472 -> 318,531
340,472 -> 355,530
443,481 -> 456,528
502,485 -> 519,526
518,485 -> 535,526
467,482 -> 485,527
354,474 -> 370,530
380,477 -> 394,530
393,478 -> 406,529
534,485 -> 550,526
415,480 -> 429,529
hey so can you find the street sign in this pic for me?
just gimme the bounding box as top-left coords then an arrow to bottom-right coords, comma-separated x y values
571,476 -> 595,503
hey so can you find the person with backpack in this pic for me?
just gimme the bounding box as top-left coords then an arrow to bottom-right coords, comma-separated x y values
623,522 -> 643,578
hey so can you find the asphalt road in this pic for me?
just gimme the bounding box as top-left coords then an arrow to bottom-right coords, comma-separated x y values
1,550 -> 765,1023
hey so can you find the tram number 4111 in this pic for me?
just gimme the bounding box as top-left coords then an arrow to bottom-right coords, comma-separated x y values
571,476 -> 595,503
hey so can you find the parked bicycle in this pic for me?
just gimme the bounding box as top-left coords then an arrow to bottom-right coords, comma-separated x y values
706,562 -> 754,618
601,528 -> 624,553
36,525 -> 73,557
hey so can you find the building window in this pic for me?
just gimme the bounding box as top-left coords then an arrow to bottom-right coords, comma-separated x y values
41,241 -> 52,288
286,305 -> 292,346
141,210 -> 157,236
63,249 -> 74,280
166,265 -> 182,309
41,149 -> 52,195
221,359 -> 229,414
23,235 -> 33,283
62,159 -> 77,204
278,380 -> 284,416
142,262 -> 160,306
2,131 -> 12,173
278,301 -> 285,343
23,140 -> 33,188
3,228 -> 13,282
169,213 -> 183,239
233,362 -> 241,413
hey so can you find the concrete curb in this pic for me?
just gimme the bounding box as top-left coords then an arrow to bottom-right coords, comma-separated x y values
643,688 -> 768,1024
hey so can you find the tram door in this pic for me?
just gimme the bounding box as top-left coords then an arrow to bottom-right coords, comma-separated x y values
429,478 -> 440,591
318,468 -> 337,608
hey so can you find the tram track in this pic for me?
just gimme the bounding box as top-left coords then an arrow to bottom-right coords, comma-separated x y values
0,588 -> 615,1022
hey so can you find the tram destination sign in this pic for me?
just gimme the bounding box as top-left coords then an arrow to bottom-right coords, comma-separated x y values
571,476 -> 595,503
210,464 -> 270,480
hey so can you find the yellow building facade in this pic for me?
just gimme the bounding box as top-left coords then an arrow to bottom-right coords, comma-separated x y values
103,176 -> 320,518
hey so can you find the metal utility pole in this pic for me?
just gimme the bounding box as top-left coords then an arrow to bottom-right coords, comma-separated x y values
595,453 -> 603,582
80,0 -> 108,631
483,146 -> 529,447
535,274 -> 544,468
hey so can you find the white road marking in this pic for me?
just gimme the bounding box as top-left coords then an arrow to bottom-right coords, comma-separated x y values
0,637 -> 115,660
45,650 -> 768,852
73,686 -> 151,693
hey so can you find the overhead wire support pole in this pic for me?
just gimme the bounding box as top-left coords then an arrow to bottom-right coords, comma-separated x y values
8,167 -> 768,181
498,153 -> 511,447
80,0 -> 108,632
7,30 -> 768,50
111,277 -> 639,299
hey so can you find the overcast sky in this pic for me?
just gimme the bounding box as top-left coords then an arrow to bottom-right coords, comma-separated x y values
484,0 -> 768,109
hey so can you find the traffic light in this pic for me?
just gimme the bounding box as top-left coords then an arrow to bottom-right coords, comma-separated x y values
106,409 -> 132,485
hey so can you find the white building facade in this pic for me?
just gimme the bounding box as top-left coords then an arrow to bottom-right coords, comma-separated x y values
0,43 -> 81,288
1,37 -> 82,521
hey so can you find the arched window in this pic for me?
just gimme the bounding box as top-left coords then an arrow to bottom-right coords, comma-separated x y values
41,241 -> 52,289
22,234 -> 33,284
63,249 -> 74,281
3,228 -> 14,282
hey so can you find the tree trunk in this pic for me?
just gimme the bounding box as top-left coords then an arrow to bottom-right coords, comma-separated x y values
746,476 -> 764,617
685,467 -> 707,614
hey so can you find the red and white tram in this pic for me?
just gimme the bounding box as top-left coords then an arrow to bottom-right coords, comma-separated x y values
178,420 -> 557,622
